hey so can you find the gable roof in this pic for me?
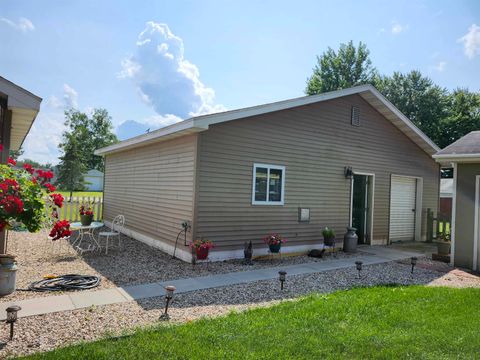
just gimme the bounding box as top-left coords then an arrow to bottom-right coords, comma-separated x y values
433,131 -> 480,163
0,76 -> 42,150
96,84 -> 440,156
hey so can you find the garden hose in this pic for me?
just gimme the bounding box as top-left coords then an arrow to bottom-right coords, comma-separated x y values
27,274 -> 101,292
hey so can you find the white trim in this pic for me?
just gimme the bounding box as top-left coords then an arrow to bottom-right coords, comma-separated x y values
451,163 -> 457,266
104,221 -> 193,263
96,84 -> 439,156
251,163 -> 285,205
201,243 -> 327,262
349,172 -> 375,244
473,175 -> 480,271
434,154 -> 480,164
389,174 -> 423,242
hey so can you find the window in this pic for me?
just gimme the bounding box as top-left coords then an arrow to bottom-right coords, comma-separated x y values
252,163 -> 285,205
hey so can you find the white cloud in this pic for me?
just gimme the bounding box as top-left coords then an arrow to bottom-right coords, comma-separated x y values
63,84 -> 78,109
20,85 -> 81,165
119,21 -> 225,119
391,21 -> 408,34
0,17 -> 34,32
433,61 -> 447,72
458,24 -> 480,59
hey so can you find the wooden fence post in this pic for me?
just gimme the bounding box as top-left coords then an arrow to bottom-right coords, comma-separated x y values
426,208 -> 433,242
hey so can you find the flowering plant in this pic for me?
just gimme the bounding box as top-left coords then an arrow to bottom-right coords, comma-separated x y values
49,220 -> 72,240
263,233 -> 286,245
0,146 -> 70,241
190,238 -> 214,250
79,203 -> 94,216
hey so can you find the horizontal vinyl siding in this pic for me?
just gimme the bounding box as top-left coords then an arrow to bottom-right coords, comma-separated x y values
454,164 -> 480,268
196,94 -> 439,251
103,135 -> 197,247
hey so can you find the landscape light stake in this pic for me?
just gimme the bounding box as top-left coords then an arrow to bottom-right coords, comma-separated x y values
159,286 -> 176,321
411,257 -> 417,274
355,261 -> 363,279
278,271 -> 287,290
6,305 -> 21,340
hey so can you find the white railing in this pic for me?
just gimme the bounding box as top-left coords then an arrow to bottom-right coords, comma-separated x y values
46,196 -> 103,222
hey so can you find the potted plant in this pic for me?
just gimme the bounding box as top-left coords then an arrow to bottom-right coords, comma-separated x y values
0,154 -> 71,296
435,232 -> 451,256
263,233 -> 286,253
190,238 -> 214,260
79,203 -> 94,226
322,227 -> 335,246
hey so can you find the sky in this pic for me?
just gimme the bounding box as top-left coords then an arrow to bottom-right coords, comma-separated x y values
1,0 -> 479,165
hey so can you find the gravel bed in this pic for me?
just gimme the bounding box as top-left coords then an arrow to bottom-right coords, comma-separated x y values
4,230 -> 367,301
1,258 -> 479,358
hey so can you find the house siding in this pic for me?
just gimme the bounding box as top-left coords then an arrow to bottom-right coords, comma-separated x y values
195,94 -> 439,253
103,134 -> 197,251
454,163 -> 480,269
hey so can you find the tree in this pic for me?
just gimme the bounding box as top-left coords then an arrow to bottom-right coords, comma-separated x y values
373,71 -> 449,145
439,88 -> 480,148
306,41 -> 377,95
64,108 -> 118,171
56,133 -> 87,200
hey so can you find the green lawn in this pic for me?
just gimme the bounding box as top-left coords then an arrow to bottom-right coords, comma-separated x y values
23,286 -> 480,359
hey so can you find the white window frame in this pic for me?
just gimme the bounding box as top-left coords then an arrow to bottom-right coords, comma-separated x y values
252,163 -> 285,205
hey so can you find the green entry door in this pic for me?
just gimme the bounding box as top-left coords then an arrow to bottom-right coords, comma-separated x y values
352,175 -> 370,244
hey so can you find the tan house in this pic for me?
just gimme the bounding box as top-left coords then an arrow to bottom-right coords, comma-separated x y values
0,76 -> 42,253
434,131 -> 480,270
96,85 -> 440,262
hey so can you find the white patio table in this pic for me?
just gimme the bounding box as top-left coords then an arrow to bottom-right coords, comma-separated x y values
70,221 -> 104,253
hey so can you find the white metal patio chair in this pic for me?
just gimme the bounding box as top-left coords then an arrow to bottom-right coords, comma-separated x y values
99,215 -> 125,254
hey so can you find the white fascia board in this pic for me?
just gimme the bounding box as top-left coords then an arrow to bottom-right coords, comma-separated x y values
95,119 -> 207,155
96,84 -> 439,157
193,85 -> 374,128
433,153 -> 480,163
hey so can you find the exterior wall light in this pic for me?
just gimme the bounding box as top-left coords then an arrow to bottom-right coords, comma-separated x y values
411,257 -> 418,274
344,166 -> 354,179
278,271 -> 287,290
160,285 -> 176,321
6,305 -> 21,340
355,261 -> 363,279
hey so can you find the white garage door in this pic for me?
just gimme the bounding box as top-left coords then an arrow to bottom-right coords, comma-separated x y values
390,176 -> 417,242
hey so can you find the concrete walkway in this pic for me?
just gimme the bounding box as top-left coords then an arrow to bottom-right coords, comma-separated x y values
0,245 -> 426,320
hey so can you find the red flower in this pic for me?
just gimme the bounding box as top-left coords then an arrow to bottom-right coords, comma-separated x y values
49,193 -> 64,208
49,220 -> 72,241
0,144 -> 3,151
44,183 -> 56,193
35,169 -> 54,185
0,195 -> 23,214
22,163 -> 35,174
7,157 -> 16,166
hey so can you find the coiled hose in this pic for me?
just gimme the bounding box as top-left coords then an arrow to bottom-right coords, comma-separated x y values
28,274 -> 101,292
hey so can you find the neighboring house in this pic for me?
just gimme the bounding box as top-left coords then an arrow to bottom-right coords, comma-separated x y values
434,131 -> 480,271
84,169 -> 104,191
0,76 -> 42,252
96,85 -> 440,262
440,178 -> 453,218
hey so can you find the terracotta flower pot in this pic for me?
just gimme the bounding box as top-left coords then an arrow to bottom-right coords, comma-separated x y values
196,247 -> 209,260
80,214 -> 93,226
269,243 -> 282,253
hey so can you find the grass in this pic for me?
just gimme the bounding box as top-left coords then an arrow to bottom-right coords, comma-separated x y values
23,286 -> 480,359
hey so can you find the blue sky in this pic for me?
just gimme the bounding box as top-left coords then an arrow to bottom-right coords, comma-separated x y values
1,0 -> 479,164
